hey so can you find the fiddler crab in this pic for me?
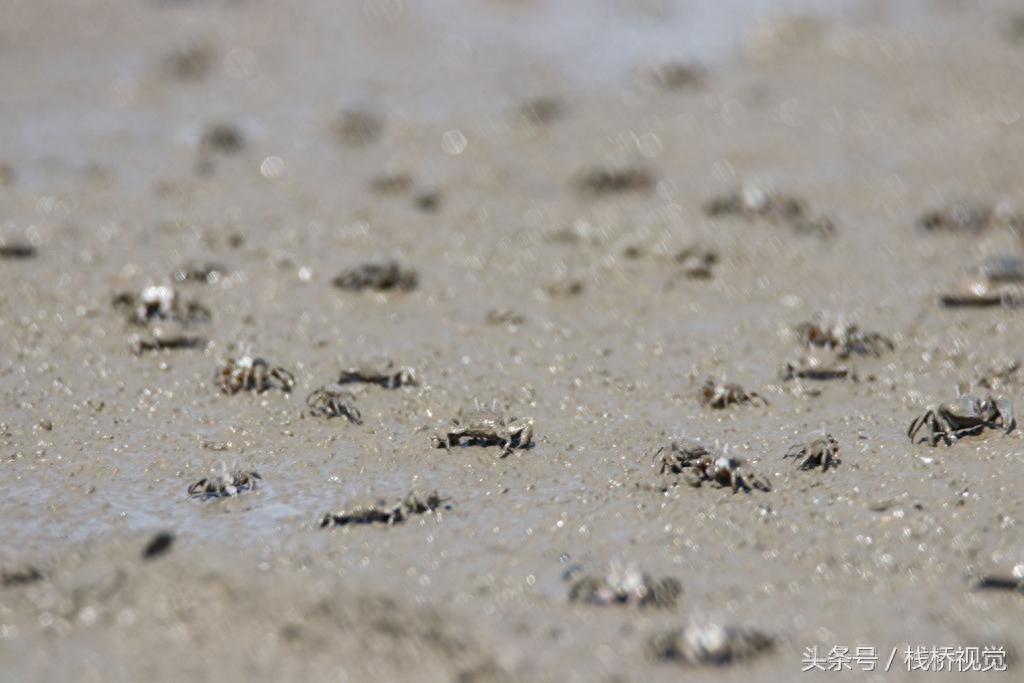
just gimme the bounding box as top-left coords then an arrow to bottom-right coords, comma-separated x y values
114,285 -> 211,326
188,469 -> 261,499
319,491 -> 449,527
699,377 -> 768,409
916,201 -> 1015,234
215,353 -> 295,394
650,624 -> 775,666
673,245 -> 718,280
780,350 -> 849,381
338,360 -> 418,389
785,429 -> 840,471
306,384 -> 362,423
703,184 -> 804,222
908,393 -> 1015,446
129,321 -> 204,354
939,274 -> 1023,308
332,258 -> 418,292
795,313 -> 894,358
432,409 -> 534,457
654,441 -> 770,493
568,561 -> 682,609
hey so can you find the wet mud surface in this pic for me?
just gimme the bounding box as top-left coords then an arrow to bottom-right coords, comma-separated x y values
3,0 -> 1024,680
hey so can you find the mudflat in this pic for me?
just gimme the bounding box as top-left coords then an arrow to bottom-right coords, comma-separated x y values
2,1 -> 1024,680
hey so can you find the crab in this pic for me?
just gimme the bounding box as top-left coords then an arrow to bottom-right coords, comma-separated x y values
432,409 -> 533,457
568,561 -> 682,609
972,254 -> 1024,284
113,285 -> 211,325
332,258 -> 418,292
917,201 -> 1000,234
173,260 -> 227,284
575,161 -> 655,195
699,377 -> 768,409
129,321 -> 204,354
703,184 -> 805,222
215,354 -> 295,394
785,430 -> 840,471
795,314 -> 894,358
135,285 -> 175,322
654,442 -> 770,493
654,440 -> 711,475
780,350 -> 849,381
649,624 -> 775,666
319,491 -> 448,527
704,184 -> 835,236
306,384 -> 362,423
938,275 -> 1022,307
673,245 -> 718,279
908,394 -> 1015,446
337,361 -> 418,388
188,469 -> 261,499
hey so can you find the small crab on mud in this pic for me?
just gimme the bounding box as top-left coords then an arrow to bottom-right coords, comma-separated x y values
332,258 -> 418,292
338,360 -> 418,388
672,244 -> 718,280
432,409 -> 533,457
938,274 -> 1023,308
568,562 -> 682,609
916,201 -> 1022,234
699,377 -> 768,409
908,394 -> 1015,446
795,313 -> 894,358
114,285 -> 211,326
188,469 -> 261,499
785,429 -> 840,471
172,260 -> 228,284
306,384 -> 362,423
319,491 -> 449,527
703,184 -> 836,237
215,354 -> 295,394
574,161 -> 655,195
654,442 -> 770,493
649,624 -> 776,666
780,350 -> 850,381
129,321 -> 205,355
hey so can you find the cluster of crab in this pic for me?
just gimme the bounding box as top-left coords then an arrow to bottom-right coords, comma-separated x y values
937,254 -> 1024,308
654,430 -> 840,495
114,284 -> 214,353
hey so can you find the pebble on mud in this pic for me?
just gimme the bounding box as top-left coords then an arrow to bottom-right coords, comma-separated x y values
642,60 -> 706,90
1,565 -> 44,587
0,241 -> 37,259
142,531 -> 175,560
334,108 -> 384,147
517,96 -> 563,126
160,42 -> 215,81
200,122 -> 245,155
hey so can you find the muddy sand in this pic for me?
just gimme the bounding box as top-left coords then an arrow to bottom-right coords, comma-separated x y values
3,1 -> 1024,681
